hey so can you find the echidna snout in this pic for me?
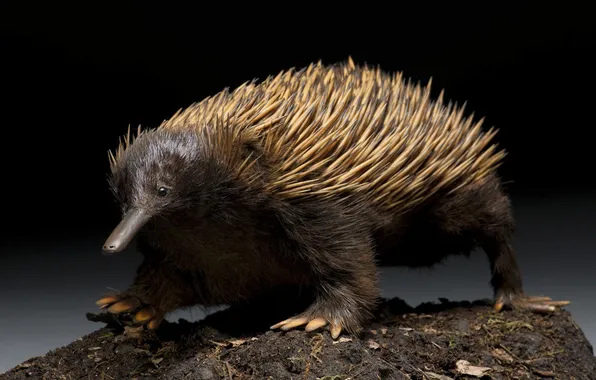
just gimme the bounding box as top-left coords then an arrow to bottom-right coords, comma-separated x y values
102,208 -> 151,254
103,130 -> 207,254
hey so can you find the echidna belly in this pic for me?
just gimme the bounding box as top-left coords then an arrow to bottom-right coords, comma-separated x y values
144,219 -> 311,306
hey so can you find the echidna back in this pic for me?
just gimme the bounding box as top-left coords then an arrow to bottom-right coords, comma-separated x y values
158,58 -> 506,216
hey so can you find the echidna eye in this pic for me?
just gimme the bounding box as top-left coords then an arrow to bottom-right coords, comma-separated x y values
157,187 -> 169,197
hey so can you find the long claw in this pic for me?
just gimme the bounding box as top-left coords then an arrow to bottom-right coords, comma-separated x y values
96,293 -> 161,330
330,323 -> 342,339
494,293 -> 570,314
270,318 -> 293,330
133,306 -> 156,324
96,296 -> 119,308
147,318 -> 161,330
271,315 -> 345,340
107,298 -> 141,314
542,300 -> 571,307
305,318 -> 328,332
280,317 -> 309,330
524,304 -> 556,313
524,296 -> 552,302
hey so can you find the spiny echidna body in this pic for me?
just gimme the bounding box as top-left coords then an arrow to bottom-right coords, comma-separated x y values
97,58 -> 569,339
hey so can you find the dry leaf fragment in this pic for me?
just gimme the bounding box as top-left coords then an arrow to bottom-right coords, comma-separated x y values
229,339 -> 247,347
332,337 -> 353,344
367,339 -> 380,350
533,369 -> 556,377
491,348 -> 514,363
423,371 -> 453,380
455,360 -> 491,377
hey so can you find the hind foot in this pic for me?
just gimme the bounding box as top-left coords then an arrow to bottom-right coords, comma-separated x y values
493,293 -> 570,314
96,294 -> 163,330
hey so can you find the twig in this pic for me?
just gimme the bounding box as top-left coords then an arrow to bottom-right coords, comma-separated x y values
533,368 -> 556,377
345,364 -> 368,379
225,361 -> 233,380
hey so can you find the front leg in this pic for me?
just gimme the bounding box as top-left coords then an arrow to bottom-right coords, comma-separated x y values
96,240 -> 196,330
270,225 -> 380,339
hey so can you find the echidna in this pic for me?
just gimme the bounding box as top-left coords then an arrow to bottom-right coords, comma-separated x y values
97,58 -> 569,339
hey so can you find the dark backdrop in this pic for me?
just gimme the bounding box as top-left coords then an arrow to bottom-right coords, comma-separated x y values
1,1 -> 595,372
1,2 -> 594,241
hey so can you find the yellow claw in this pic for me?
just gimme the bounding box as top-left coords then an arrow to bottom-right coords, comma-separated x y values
271,315 -> 344,339
106,298 -> 141,314
542,300 -> 571,307
494,294 -> 570,314
133,306 -> 156,324
330,323 -> 342,339
147,319 -> 161,330
280,317 -> 309,330
528,304 -> 556,313
96,296 -> 119,308
524,296 -> 552,302
305,318 -> 328,332
270,318 -> 293,330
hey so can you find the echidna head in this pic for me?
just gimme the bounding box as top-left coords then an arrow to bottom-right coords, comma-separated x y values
102,128 -> 210,254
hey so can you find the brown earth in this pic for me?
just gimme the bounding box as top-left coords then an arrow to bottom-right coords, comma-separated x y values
2,298 -> 595,379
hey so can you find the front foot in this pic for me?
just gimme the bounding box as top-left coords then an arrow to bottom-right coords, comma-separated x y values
96,294 -> 163,330
493,292 -> 570,314
271,315 -> 344,339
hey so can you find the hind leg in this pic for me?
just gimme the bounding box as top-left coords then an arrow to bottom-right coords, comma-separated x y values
483,235 -> 569,313
481,194 -> 570,313
437,177 -> 570,313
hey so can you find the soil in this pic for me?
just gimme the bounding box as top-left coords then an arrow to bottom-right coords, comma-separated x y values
2,297 -> 595,380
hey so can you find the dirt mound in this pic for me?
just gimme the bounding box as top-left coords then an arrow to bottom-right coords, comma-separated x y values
2,298 -> 594,379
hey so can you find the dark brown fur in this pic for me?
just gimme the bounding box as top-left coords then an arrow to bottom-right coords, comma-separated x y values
106,125 -> 522,335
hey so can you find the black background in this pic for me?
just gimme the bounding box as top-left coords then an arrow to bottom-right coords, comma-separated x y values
1,2 -> 594,244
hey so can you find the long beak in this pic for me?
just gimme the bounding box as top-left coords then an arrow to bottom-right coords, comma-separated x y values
102,208 -> 151,254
